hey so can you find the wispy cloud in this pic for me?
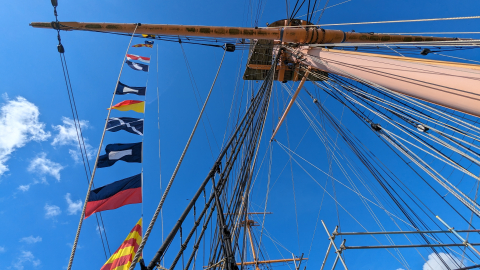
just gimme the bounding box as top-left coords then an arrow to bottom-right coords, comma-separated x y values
52,117 -> 95,163
18,185 -> 30,192
65,193 -> 82,215
44,204 -> 61,219
28,153 -> 63,181
0,96 -> 50,177
17,178 -> 48,194
423,252 -> 464,270
20,236 -> 42,244
11,251 -> 41,270
96,225 -> 106,235
0,246 -> 5,253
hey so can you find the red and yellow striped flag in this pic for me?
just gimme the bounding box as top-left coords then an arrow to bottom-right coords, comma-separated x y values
132,44 -> 153,48
101,218 -> 142,270
109,100 -> 145,113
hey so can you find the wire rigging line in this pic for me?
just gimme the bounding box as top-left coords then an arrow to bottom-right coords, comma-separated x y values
277,85 -> 302,254
301,83 -> 474,266
179,43 -> 219,159
315,0 -> 330,24
275,142 -> 411,268
51,1 -> 111,262
309,74 -> 480,230
296,0 -> 352,19
129,47 -> 227,270
304,83 -> 480,266
155,42 -> 165,262
60,52 -> 112,258
274,15 -> 480,27
432,52 -> 480,64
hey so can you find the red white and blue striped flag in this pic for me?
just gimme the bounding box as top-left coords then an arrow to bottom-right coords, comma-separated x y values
126,54 -> 150,63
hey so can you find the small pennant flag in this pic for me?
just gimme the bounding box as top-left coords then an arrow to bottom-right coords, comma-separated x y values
100,218 -> 142,270
142,34 -> 155,38
109,100 -> 145,113
116,82 -> 146,96
126,54 -> 150,63
85,174 -> 142,219
107,117 -> 144,135
145,40 -> 154,45
126,60 -> 149,72
132,43 -> 153,48
97,142 -> 142,168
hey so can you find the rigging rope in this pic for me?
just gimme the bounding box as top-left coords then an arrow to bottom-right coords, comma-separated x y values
309,74 -> 480,229
66,23 -> 139,270
305,81 -> 480,264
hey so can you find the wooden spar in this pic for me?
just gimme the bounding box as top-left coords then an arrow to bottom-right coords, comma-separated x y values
299,47 -> 480,118
236,258 -> 307,266
271,69 -> 310,141
245,223 -> 260,270
29,21 -> 458,44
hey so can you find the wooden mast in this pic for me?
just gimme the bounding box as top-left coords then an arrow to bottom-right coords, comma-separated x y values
237,213 -> 307,268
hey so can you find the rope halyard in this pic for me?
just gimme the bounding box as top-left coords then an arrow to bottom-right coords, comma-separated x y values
66,23 -> 139,270
129,47 -> 228,270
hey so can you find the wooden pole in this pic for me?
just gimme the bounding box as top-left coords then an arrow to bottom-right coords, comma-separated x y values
30,21 -> 457,45
246,221 -> 260,270
271,69 -> 310,141
237,258 -> 307,266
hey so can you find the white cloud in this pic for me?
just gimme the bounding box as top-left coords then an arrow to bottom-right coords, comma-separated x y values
20,236 -> 42,244
44,204 -> 61,218
0,96 -> 50,176
0,246 -> 5,253
18,184 -> 30,192
423,252 -> 465,270
11,251 -> 41,270
52,117 -> 95,162
65,193 -> 82,215
96,225 -> 106,235
28,153 -> 63,181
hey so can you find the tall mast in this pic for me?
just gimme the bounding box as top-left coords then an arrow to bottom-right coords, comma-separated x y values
239,213 -> 307,270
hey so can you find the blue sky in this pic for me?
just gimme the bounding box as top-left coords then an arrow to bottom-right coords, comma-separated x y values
1,0 -> 480,269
